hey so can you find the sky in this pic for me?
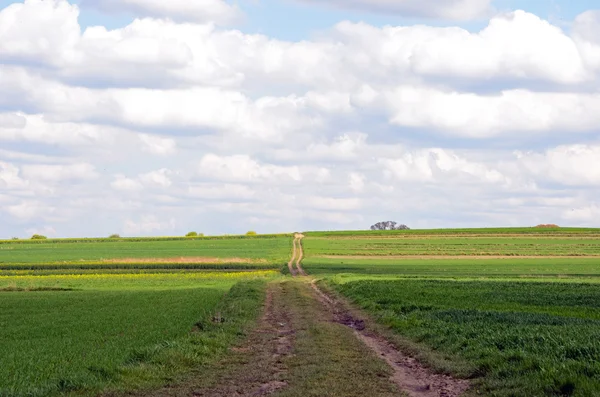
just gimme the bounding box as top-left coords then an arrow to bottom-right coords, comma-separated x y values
1,0 -> 600,238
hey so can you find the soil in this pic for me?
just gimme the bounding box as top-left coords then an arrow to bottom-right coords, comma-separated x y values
297,235 -> 469,397
310,280 -> 470,397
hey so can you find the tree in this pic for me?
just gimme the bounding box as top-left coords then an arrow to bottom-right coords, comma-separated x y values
31,234 -> 47,240
370,221 -> 410,231
186,231 -> 198,237
109,234 -> 121,239
246,231 -> 258,236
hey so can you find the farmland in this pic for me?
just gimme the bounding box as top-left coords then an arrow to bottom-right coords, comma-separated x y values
2,228 -> 600,397
0,234 -> 285,397
302,228 -> 600,396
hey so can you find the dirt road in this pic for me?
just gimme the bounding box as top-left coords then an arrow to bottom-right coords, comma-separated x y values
136,234 -> 469,397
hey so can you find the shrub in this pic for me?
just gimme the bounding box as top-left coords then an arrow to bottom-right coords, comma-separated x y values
109,234 -> 121,239
186,232 -> 198,237
246,231 -> 258,236
31,234 -> 47,240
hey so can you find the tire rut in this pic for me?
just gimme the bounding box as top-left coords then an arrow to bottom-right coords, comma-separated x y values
310,280 -> 470,397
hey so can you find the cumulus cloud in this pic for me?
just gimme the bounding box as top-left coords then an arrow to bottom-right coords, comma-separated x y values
139,134 -> 177,155
516,145 -> 600,186
2,0 -> 600,236
296,0 -> 492,20
19,163 -> 98,183
81,0 -> 242,25
123,215 -> 176,235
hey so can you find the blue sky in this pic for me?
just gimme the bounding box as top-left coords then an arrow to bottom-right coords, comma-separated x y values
1,0 -> 600,237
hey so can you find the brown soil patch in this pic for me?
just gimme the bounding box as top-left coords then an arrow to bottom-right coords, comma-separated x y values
317,254 -> 600,260
310,280 -> 470,397
103,257 -> 267,264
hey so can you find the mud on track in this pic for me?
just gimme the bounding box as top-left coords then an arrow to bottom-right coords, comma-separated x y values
297,234 -> 468,397
310,281 -> 469,397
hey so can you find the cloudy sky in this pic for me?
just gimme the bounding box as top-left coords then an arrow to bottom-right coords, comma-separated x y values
1,0 -> 599,237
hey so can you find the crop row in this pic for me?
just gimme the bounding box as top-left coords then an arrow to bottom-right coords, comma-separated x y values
333,279 -> 600,396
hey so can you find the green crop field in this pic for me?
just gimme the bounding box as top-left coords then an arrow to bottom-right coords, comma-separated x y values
0,235 -> 291,265
0,234 -> 285,397
3,228 -> 600,397
329,279 -> 600,396
303,228 -> 600,397
0,272 -> 277,397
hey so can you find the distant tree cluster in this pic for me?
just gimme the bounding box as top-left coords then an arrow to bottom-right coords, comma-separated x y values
30,234 -> 47,240
186,232 -> 205,237
370,221 -> 410,231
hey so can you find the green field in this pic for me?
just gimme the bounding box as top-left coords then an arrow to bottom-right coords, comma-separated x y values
0,235 -> 285,397
303,228 -> 600,397
3,228 -> 600,396
0,272 -> 276,397
0,235 -> 291,264
330,279 -> 600,396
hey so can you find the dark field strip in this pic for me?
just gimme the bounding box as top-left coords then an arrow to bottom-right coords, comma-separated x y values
0,262 -> 280,271
303,257 -> 600,277
333,279 -> 600,397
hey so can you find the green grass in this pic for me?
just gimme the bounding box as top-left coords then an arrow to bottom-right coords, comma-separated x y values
304,236 -> 600,257
0,273 -> 274,397
303,257 -> 600,277
331,279 -> 600,396
0,235 -> 291,265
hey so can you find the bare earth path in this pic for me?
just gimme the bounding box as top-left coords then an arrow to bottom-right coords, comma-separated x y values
131,234 -> 469,397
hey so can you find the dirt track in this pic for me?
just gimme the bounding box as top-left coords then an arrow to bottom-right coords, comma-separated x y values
136,234 -> 469,397
297,235 -> 469,397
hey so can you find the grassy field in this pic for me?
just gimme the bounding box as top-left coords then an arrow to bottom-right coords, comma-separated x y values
0,272 -> 276,397
4,228 -> 600,397
304,228 -> 600,397
330,279 -> 600,396
0,235 -> 291,265
0,234 -> 286,397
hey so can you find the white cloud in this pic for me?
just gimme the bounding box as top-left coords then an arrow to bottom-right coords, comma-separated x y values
111,175 -> 143,191
139,133 -> 177,155
0,0 -> 80,66
303,196 -> 362,211
188,183 -> 256,200
25,225 -> 57,238
123,215 -> 176,235
82,0 -> 242,25
380,149 -> 511,185
297,0 -> 492,20
383,86 -> 600,136
139,168 -> 172,188
562,205 -> 600,223
516,145 -> 600,186
20,163 -> 98,183
198,154 -> 302,183
0,161 -> 28,190
5,201 -> 55,220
